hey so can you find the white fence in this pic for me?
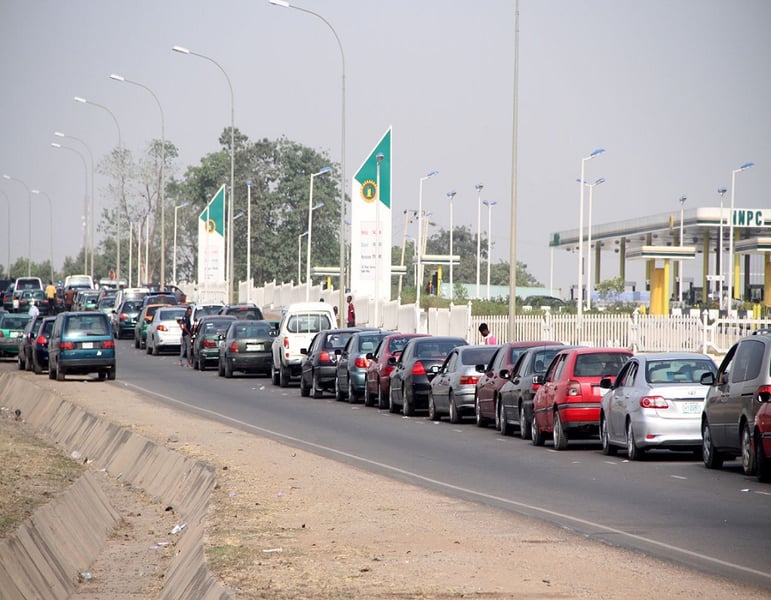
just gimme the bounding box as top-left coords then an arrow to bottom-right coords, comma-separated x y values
187,279 -> 770,356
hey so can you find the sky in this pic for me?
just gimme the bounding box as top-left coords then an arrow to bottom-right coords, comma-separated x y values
1,0 -> 769,296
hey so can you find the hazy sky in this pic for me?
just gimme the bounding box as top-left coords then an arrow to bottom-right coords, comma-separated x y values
1,0 -> 769,295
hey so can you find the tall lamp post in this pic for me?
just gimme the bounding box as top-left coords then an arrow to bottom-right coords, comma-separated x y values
482,200 -> 497,300
269,0 -> 347,322
298,231 -> 309,284
74,96 -> 123,281
31,190 -> 54,284
172,46 -> 235,302
306,166 -> 331,300
447,191 -> 456,301
110,74 -> 166,287
577,148 -> 605,321
128,218 -> 134,288
55,131 -> 94,277
0,190 -> 10,276
50,143 -> 89,273
474,183 -> 484,298
1,175 -> 32,276
678,195 -> 687,304
173,201 -> 190,285
727,161 -> 754,316
576,176 -> 605,310
717,187 -> 727,311
416,171 -> 438,329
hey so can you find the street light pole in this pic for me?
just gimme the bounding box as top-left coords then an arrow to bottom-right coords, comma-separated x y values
306,167 -> 331,300
483,200 -> 497,300
475,183 -> 484,298
0,191 -> 10,276
2,175 -> 32,276
246,180 -> 252,302
727,162 -> 754,316
576,176 -> 605,310
31,190 -> 54,284
577,149 -> 605,321
128,218 -> 134,288
145,211 -> 151,284
678,195 -> 687,304
298,231 -> 308,284
110,74 -> 166,288
717,187 -> 727,311
447,191 -> 456,301
173,201 -> 190,285
172,46 -> 235,302
416,171 -> 438,330
269,0 -> 347,324
49,143 -> 89,273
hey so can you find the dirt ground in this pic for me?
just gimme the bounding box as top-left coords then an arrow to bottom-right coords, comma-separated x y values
1,365 -> 769,599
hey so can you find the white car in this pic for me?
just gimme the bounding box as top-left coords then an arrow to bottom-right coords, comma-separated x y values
146,306 -> 187,356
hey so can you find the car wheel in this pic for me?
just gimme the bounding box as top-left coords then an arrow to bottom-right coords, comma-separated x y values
25,352 -> 32,371
519,405 -> 531,440
531,415 -> 545,446
364,384 -> 373,407
600,416 -> 617,456
626,421 -> 644,460
224,360 -> 233,378
199,358 -> 207,371
475,398 -> 486,428
741,421 -> 757,476
347,379 -> 359,404
757,432 -> 771,483
702,419 -> 723,469
218,359 -> 225,377
272,364 -> 280,385
428,392 -> 439,421
48,362 -> 56,380
152,338 -> 159,355
312,372 -> 323,399
300,372 -> 310,397
449,392 -> 461,424
32,357 -> 42,375
134,336 -> 140,349
553,411 -> 569,451
107,366 -> 116,381
279,365 -> 290,388
403,388 -> 414,416
378,385 -> 388,410
98,370 -> 106,381
334,377 -> 343,402
56,364 -> 65,381
146,339 -> 152,354
17,352 -> 24,370
499,401 -> 512,436
388,387 -> 399,413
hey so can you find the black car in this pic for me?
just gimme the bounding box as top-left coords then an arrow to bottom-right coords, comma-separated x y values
217,319 -> 276,378
18,316 -> 55,374
189,315 -> 236,371
498,344 -> 569,438
300,328 -> 363,398
334,330 -> 390,403
388,336 -> 468,416
113,299 -> 143,339
219,303 -> 264,321
17,314 -> 46,371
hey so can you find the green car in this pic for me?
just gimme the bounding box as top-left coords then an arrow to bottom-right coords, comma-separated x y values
0,312 -> 32,357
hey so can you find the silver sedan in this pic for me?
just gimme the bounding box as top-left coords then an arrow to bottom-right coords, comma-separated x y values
599,352 -> 717,460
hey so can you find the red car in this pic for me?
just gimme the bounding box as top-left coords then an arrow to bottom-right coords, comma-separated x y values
363,333 -> 428,409
475,341 -> 562,428
531,347 -> 632,450
754,393 -> 771,483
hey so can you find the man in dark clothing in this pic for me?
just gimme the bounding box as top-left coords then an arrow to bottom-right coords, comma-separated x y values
64,286 -> 76,312
179,305 -> 193,367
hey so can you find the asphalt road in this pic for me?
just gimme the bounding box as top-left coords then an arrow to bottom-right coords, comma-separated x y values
53,341 -> 771,589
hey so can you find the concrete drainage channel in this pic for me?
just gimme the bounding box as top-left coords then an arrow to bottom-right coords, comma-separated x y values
0,375 -> 231,600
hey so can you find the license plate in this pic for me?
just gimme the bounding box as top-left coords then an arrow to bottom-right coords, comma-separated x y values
682,402 -> 701,415
246,343 -> 264,352
11,332 -> 20,338
12,300 -> 18,308
81,342 -> 94,349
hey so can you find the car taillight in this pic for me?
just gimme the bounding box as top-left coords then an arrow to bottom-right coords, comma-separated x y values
283,337 -> 289,348
459,375 -> 480,385
36,335 -> 47,345
640,395 -> 668,409
157,324 -> 168,331
384,365 -> 395,376
203,339 -> 217,348
354,356 -> 369,369
229,341 -> 239,353
102,340 -> 115,349
319,350 -> 332,363
0,332 -> 4,338
60,341 -> 74,350
119,313 -> 129,321
412,361 -> 426,376
566,380 -> 582,396
756,385 -> 771,402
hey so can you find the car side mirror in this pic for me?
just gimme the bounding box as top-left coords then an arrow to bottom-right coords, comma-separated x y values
700,372 -> 716,385
475,364 -> 485,373
498,368 -> 509,379
366,352 -> 374,360
335,348 -> 342,356
600,377 -> 613,389
300,348 -> 308,355
387,356 -> 397,366
532,374 -> 544,385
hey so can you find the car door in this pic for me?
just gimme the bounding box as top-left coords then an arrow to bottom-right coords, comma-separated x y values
705,342 -> 738,448
535,352 -> 568,432
432,350 -> 455,412
477,347 -> 504,418
726,339 -> 765,449
390,343 -> 411,404
302,333 -> 322,387
607,360 -> 638,442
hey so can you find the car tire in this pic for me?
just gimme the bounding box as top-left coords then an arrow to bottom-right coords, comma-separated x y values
224,360 -> 233,378
25,352 -> 32,372
335,377 -> 345,402
702,419 -> 723,469
134,336 -> 140,349
428,392 -> 439,421
48,363 -> 56,380
152,339 -> 159,356
107,366 -> 116,381
378,385 -> 388,410
741,421 -> 757,476
364,384 -> 374,407
449,392 -> 460,424
475,397 -> 486,428
200,358 -> 207,372
531,415 -> 545,446
272,364 -> 280,385
33,357 -> 42,375
17,352 -> 24,370
300,373 -> 310,397
388,388 -> 399,413
600,416 -> 617,456
756,432 -> 771,483
312,372 -> 323,399
499,401 -> 512,436
146,340 -> 152,354
626,421 -> 644,460
98,370 -> 106,381
348,379 -> 359,404
519,404 -> 531,440
279,365 -> 290,388
553,411 -> 569,451
403,388 -> 414,416
218,360 -> 225,377
56,364 -> 65,381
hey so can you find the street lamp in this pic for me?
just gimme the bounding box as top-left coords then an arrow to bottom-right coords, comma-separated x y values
55,131 -> 95,277
128,218 -> 134,287
576,176 -> 605,310
447,191 -> 456,301
0,190 -> 9,276
727,161 -> 754,315
577,148 -> 605,320
475,183 -> 484,298
246,180 -> 252,302
50,143 -> 89,273
173,201 -> 191,285
110,74 -> 166,287
482,200 -> 497,300
144,211 -> 151,284
678,195 -> 687,304
74,96 -> 124,281
306,166 -> 331,300
298,231 -> 309,284
416,171 -> 438,328
172,46 -> 235,302
1,175 -> 32,276
717,187 -> 727,311
269,0 -> 347,325
31,190 -> 54,284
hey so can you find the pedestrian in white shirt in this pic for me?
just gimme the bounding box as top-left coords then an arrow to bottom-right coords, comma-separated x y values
29,300 -> 40,319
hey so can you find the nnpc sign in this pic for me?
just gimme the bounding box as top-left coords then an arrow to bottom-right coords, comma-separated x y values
732,209 -> 766,227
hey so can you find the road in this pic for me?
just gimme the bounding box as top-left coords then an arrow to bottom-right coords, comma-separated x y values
114,340 -> 771,590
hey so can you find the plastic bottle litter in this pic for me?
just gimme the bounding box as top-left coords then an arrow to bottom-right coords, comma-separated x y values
170,523 -> 187,534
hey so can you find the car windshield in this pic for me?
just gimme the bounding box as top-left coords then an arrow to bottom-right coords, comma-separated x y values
414,339 -> 464,359
532,348 -> 561,373
287,314 -> 331,333
461,347 -> 497,366
387,336 -> 416,353
324,332 -> 355,350
196,305 -> 221,318
158,308 -> 186,321
358,335 -> 384,354
233,322 -> 272,338
40,320 -> 55,336
203,319 -> 233,335
573,352 -> 629,377
227,307 -> 263,320
646,359 -> 716,384
1,315 -> 31,329
64,315 -> 110,337
123,301 -> 142,312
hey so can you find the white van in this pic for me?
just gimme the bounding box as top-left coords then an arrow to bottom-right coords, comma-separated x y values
271,302 -> 337,387
63,274 -> 94,290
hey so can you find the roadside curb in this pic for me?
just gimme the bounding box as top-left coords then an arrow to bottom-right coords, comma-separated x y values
0,374 -> 231,600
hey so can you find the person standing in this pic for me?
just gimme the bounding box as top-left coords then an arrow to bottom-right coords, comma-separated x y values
179,305 -> 192,367
45,281 -> 56,314
64,286 -> 75,312
346,295 -> 356,327
28,300 -> 40,319
478,322 -> 497,345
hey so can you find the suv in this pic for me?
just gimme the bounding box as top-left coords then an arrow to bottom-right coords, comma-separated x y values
701,333 -> 771,475
12,277 -> 43,311
48,311 -> 116,381
219,303 -> 264,320
271,302 -> 337,387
